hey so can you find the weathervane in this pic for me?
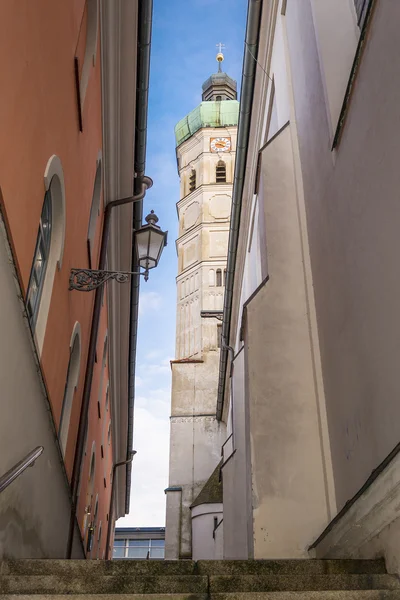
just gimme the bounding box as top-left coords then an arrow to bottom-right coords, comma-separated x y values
216,42 -> 225,72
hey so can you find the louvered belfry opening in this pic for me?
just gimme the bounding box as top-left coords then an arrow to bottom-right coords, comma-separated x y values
216,160 -> 226,183
189,169 -> 196,192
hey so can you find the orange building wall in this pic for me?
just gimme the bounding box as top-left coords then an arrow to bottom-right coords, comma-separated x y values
0,1 -> 115,557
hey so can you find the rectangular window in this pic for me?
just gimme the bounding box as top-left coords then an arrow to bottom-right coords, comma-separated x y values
113,537 -> 165,559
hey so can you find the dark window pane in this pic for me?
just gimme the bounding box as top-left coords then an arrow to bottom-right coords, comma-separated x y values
129,539 -> 148,547
127,547 -> 148,558
113,539 -> 125,547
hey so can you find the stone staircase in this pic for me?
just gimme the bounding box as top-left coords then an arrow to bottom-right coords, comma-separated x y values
0,559 -> 399,599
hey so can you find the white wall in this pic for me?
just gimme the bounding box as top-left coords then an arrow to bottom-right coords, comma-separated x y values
191,503 -> 223,560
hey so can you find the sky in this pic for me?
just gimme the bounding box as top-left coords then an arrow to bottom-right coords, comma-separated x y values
117,0 -> 248,528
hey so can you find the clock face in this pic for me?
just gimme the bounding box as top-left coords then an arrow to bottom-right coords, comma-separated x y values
210,137 -> 231,153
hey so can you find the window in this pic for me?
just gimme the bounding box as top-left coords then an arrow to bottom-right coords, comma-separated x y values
189,169 -> 196,193
113,538 -> 165,560
27,155 -> 66,354
113,539 -> 125,559
216,95 -> 222,101
76,0 -> 99,117
26,191 -> 52,325
224,269 -> 227,286
87,156 -> 102,267
216,160 -> 226,183
59,323 -> 82,456
216,269 -> 222,287
108,422 -> 111,445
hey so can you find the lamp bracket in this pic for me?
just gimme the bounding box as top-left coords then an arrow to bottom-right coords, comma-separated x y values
200,310 -> 224,322
69,268 -> 148,292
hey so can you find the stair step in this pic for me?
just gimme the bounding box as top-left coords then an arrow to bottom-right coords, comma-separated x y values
0,560 -> 196,576
0,559 -> 387,577
0,575 -> 209,595
212,594 -> 400,600
208,574 -> 400,593
196,561 -> 387,576
0,596 -> 207,600
1,592 -> 400,600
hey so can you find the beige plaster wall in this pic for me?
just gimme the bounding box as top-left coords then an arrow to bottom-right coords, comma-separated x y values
286,0 -> 400,511
246,124 -> 330,557
0,219 -> 83,559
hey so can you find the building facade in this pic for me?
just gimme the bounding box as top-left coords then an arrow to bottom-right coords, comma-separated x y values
113,527 -> 165,560
0,0 -> 152,559
218,0 -> 400,574
165,58 -> 238,560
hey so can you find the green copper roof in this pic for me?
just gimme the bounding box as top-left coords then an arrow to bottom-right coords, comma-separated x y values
175,100 -> 239,147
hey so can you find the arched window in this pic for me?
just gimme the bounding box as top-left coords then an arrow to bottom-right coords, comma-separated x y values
216,269 -> 222,287
189,169 -> 196,193
26,191 -> 52,325
87,153 -> 102,267
59,323 -> 82,456
216,95 -> 222,102
216,160 -> 226,183
27,155 -> 66,354
224,269 -> 227,285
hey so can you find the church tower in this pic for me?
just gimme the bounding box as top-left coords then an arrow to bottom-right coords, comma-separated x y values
165,51 -> 239,560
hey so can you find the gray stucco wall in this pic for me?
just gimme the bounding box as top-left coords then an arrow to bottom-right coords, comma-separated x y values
222,350 -> 253,559
286,1 -> 400,509
0,218 -> 83,559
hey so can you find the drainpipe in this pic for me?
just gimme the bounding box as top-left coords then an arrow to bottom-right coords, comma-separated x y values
105,451 -> 137,560
125,0 -> 153,516
66,0 -> 154,558
216,0 -> 263,421
66,177 -> 152,559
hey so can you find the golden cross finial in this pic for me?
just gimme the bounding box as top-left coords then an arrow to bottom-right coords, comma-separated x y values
216,43 -> 225,72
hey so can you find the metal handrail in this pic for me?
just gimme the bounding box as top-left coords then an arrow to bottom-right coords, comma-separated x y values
0,446 -> 44,493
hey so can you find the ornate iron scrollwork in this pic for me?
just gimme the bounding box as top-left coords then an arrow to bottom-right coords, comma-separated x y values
69,269 -> 144,292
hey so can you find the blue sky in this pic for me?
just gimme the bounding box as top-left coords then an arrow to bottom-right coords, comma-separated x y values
117,0 -> 247,527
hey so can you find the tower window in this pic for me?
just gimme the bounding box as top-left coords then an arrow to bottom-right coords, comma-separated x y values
216,95 -> 222,101
216,161 -> 226,183
216,269 -> 222,287
189,169 -> 196,193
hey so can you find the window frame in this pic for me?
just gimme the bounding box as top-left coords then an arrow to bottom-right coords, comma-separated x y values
216,160 -> 226,183
26,190 -> 52,327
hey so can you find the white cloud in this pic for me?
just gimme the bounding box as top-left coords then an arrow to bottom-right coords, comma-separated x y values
117,392 -> 171,527
139,291 -> 163,316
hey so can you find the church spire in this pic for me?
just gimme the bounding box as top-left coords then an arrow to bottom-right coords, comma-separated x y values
201,44 -> 237,102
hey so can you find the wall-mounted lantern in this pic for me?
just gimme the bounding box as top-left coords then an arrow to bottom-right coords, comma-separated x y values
69,211 -> 167,291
